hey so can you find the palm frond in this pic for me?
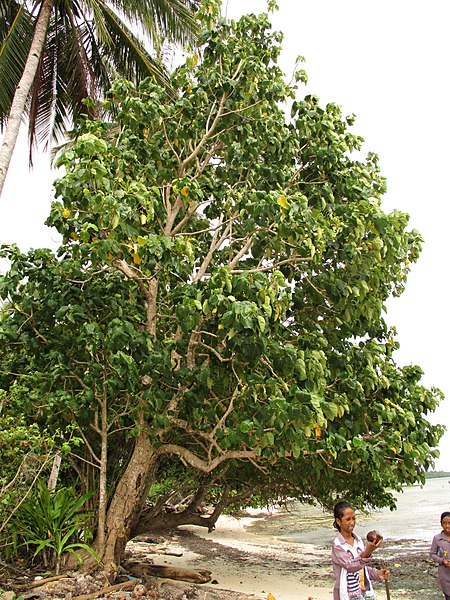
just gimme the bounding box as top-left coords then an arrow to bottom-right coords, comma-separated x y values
0,0 -> 19,38
1,0 -> 199,161
0,3 -> 34,128
55,22 -> 98,134
92,0 -> 170,88
28,11 -> 98,153
102,0 -> 199,46
27,15 -> 57,158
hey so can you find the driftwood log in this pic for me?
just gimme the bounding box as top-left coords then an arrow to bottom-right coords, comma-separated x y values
17,574 -> 69,589
71,579 -> 137,600
123,558 -> 212,584
149,578 -> 262,600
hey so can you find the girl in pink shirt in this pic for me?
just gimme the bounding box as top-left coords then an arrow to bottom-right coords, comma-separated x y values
331,501 -> 389,600
430,511 -> 450,600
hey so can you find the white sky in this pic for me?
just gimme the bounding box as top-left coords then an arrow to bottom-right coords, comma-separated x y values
1,0 -> 449,469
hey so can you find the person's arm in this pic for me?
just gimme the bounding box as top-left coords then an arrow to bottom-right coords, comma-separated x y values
360,539 -> 382,559
367,566 -> 389,581
430,535 -> 444,565
332,541 -> 370,574
332,537 -> 382,574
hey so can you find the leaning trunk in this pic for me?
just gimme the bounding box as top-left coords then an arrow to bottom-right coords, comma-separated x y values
96,429 -> 157,572
0,0 -> 53,197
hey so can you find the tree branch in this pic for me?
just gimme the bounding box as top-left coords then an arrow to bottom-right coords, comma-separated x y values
230,255 -> 311,274
179,92 -> 228,174
193,214 -> 229,282
228,234 -> 254,270
156,444 -> 257,473
211,385 -> 239,442
16,306 -> 49,344
196,341 -> 232,363
112,259 -> 151,300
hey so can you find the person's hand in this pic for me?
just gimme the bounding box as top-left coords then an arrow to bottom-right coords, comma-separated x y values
365,538 -> 383,553
363,530 -> 383,557
379,568 -> 390,581
443,559 -> 450,567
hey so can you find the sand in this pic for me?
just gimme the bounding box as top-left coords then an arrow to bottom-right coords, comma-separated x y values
126,510 -> 423,600
1,508 -> 437,599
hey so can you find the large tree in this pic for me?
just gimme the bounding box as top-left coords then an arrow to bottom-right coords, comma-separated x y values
0,0 -> 199,196
0,4 -> 444,573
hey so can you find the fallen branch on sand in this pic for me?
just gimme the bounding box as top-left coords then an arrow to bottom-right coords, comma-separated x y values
71,579 -> 137,600
17,574 -> 69,589
124,558 -> 212,584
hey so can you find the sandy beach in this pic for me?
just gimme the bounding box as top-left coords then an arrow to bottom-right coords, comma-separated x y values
125,508 -> 434,600
0,505 -> 441,599
128,512 -> 333,600
4,483 -> 445,599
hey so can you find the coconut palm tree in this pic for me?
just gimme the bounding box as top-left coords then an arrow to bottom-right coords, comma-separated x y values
0,0 -> 198,197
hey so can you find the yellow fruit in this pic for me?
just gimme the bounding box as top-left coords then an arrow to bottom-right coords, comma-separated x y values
276,195 -> 289,210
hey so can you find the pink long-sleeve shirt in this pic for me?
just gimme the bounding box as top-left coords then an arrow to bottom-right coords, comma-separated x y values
430,531 -> 450,595
331,532 -> 381,599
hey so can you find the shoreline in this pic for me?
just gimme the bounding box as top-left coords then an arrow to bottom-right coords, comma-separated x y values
128,513 -> 334,600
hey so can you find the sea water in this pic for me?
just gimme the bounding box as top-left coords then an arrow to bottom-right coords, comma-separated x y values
247,477 -> 450,546
359,476 -> 450,542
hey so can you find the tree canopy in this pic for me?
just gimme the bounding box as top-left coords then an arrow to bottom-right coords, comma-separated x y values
0,3 -> 444,570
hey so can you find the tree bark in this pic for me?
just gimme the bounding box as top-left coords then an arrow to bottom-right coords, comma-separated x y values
131,507 -> 219,537
47,452 -> 62,491
130,480 -> 230,537
0,0 -> 53,197
96,429 -> 158,571
96,376 -> 109,550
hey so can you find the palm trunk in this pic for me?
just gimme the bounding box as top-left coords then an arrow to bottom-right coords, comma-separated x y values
0,0 -> 53,198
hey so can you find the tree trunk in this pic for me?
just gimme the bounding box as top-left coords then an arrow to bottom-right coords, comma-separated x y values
130,508 -> 220,537
130,481 -> 230,537
96,429 -> 158,572
47,452 -> 61,491
0,0 -> 53,197
96,378 -> 109,550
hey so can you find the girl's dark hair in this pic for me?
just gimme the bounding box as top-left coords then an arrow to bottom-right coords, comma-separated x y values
441,511 -> 450,524
333,501 -> 353,531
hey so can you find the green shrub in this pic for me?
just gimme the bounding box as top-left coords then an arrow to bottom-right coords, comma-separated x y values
13,482 -> 98,573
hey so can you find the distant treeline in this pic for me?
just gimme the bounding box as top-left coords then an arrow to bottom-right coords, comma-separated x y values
426,471 -> 450,479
